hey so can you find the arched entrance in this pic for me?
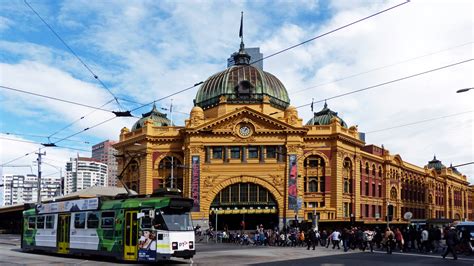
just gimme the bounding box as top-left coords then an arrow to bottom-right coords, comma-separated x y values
210,183 -> 278,230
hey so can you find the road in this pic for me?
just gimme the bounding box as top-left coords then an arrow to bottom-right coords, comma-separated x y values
0,235 -> 472,265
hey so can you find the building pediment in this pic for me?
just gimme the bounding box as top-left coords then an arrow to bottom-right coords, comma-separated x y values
186,107 -> 307,135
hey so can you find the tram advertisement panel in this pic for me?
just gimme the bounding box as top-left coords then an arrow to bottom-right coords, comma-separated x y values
191,156 -> 200,212
138,230 -> 157,261
37,198 -> 99,214
288,155 -> 298,210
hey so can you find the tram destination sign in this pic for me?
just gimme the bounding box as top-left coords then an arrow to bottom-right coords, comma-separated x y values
36,198 -> 99,214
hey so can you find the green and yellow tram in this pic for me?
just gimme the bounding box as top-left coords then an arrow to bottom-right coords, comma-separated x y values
21,190 -> 195,262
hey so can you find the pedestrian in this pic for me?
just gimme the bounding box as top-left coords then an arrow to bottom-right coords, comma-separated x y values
433,226 -> 441,253
395,228 -> 404,252
315,230 -> 321,246
306,228 -> 317,250
332,229 -> 341,249
363,228 -> 375,253
442,226 -> 458,260
342,228 -> 350,252
421,227 -> 429,253
384,228 -> 395,254
326,230 -> 333,248
321,230 -> 328,247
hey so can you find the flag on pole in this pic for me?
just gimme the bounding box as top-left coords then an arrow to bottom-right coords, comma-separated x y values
311,98 -> 314,112
239,12 -> 243,38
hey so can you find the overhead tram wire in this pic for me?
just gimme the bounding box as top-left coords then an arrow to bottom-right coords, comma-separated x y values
364,110 -> 473,134
0,136 -> 91,153
52,115 -> 117,145
38,1 -> 411,146
267,58 -> 473,116
0,149 -> 39,167
293,41 -> 474,95
24,0 -> 125,111
129,1 -> 410,113
47,98 -> 116,139
3,132 -> 90,144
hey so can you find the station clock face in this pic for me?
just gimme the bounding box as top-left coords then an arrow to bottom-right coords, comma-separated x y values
239,125 -> 251,137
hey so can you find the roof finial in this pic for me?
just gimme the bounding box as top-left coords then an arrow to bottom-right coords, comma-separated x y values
239,11 -> 244,51
433,154 -> 436,160
324,100 -> 328,109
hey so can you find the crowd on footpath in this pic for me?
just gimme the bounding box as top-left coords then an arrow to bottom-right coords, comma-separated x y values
195,223 -> 472,260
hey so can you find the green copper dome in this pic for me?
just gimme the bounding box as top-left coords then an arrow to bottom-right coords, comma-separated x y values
306,102 -> 348,127
194,47 -> 290,110
132,104 -> 171,131
426,155 -> 446,171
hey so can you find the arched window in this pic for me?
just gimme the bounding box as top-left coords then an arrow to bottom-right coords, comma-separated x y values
378,166 -> 382,178
343,158 -> 353,194
309,180 -> 318,192
304,155 -> 326,194
372,164 -> 376,176
158,156 -> 184,191
365,162 -> 369,175
390,187 -> 397,200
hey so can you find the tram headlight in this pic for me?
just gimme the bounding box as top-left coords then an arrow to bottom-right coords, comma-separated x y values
189,241 -> 194,249
172,242 -> 178,250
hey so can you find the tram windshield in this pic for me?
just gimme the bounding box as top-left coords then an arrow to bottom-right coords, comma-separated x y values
153,210 -> 193,231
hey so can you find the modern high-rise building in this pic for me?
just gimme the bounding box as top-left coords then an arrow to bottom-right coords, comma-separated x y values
92,140 -> 118,186
65,157 -> 108,195
227,47 -> 263,70
0,174 -> 61,206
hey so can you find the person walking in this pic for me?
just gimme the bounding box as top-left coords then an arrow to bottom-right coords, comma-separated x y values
363,228 -> 375,253
395,228 -> 404,252
384,228 -> 395,254
442,226 -> 459,260
306,228 -> 317,250
321,230 -> 328,247
326,230 -> 333,248
421,227 -> 429,253
332,229 -> 341,249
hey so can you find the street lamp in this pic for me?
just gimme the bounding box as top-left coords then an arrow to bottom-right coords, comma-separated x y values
456,88 -> 473,93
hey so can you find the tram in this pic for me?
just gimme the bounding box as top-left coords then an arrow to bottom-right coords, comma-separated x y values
21,189 -> 195,262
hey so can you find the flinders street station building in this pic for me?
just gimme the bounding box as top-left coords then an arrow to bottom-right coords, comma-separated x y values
115,42 -> 474,230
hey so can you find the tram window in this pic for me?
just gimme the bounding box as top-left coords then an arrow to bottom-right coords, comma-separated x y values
140,210 -> 152,229
45,215 -> 54,229
36,216 -> 45,229
28,217 -> 36,229
101,211 -> 115,228
74,213 -> 86,229
87,212 -> 100,229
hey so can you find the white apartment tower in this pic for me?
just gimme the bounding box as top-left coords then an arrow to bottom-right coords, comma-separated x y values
0,174 -> 61,206
65,157 -> 108,195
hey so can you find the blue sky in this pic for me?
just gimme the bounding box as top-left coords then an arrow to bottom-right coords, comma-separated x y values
0,0 -> 473,182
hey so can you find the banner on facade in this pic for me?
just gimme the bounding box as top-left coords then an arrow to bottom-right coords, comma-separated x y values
37,198 -> 99,214
191,156 -> 200,212
288,154 -> 298,211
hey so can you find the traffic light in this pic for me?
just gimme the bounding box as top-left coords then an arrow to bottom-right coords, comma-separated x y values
387,205 -> 394,221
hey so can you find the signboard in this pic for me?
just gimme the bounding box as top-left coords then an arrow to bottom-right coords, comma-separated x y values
191,156 -> 200,212
37,198 -> 99,214
288,154 -> 298,210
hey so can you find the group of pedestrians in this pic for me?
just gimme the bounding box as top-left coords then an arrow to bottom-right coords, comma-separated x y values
197,223 -> 470,261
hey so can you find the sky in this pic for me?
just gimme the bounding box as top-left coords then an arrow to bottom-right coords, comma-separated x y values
0,0 -> 473,182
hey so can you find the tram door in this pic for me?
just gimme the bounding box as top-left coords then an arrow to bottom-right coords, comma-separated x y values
124,211 -> 138,260
57,214 -> 70,254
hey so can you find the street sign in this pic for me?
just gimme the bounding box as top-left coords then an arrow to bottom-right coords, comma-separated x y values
375,213 -> 380,219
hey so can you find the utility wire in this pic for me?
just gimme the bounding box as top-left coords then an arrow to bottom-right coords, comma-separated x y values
47,99 -> 115,139
3,132 -> 90,144
13,0 -> 411,149
52,116 -> 117,145
365,111 -> 473,134
293,41 -> 473,94
129,1 -> 410,113
0,149 -> 38,167
24,0 -> 124,110
0,85 -> 114,113
0,136 -> 91,153
292,58 -> 473,110
249,1 -> 410,65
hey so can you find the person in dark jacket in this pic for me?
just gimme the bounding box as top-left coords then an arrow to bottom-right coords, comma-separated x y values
306,228 -> 317,250
442,227 -> 458,260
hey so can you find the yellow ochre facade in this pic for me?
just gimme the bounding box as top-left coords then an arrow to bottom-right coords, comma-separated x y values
114,43 -> 473,229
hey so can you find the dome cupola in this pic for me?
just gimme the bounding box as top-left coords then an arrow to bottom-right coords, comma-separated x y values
306,102 -> 348,127
132,103 -> 171,131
